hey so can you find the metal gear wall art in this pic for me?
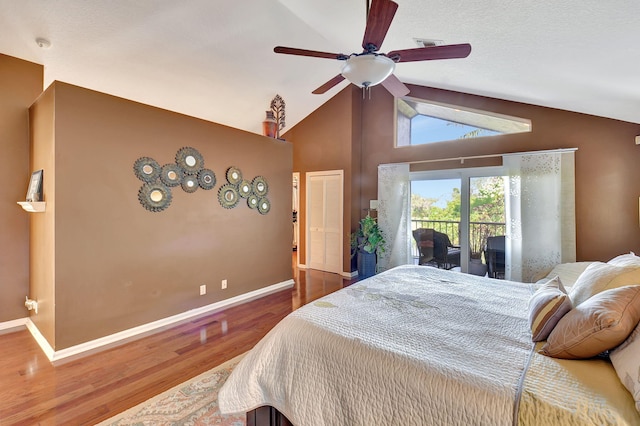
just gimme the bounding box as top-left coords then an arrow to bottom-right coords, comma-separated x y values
217,167 -> 271,214
138,182 -> 173,212
133,148 -> 271,214
160,163 -> 184,187
218,183 -> 240,209
175,146 -> 204,175
181,175 -> 199,193
133,157 -> 161,183
198,168 -> 216,190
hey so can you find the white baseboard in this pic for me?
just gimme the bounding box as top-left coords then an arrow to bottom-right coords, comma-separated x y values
298,264 -> 356,279
0,317 -> 28,335
26,279 -> 294,364
342,270 -> 358,278
26,319 -> 55,360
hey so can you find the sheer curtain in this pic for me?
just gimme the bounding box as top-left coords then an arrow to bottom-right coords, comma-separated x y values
504,150 -> 576,282
376,163 -> 411,272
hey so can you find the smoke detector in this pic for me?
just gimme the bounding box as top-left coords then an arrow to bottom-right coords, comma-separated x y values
36,38 -> 51,49
413,38 -> 444,48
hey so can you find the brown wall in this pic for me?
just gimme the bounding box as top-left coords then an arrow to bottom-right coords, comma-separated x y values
284,88 -> 362,273
288,84 -> 640,268
29,82 -> 293,350
0,55 -> 43,322
28,86 -> 56,343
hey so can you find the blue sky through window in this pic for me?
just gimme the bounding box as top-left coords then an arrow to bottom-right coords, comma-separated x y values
410,115 -> 501,145
412,179 -> 460,207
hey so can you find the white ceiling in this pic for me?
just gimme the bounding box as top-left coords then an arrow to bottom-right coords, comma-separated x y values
1,0 -> 639,135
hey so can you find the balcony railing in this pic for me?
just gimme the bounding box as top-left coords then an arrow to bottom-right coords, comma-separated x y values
411,219 -> 506,260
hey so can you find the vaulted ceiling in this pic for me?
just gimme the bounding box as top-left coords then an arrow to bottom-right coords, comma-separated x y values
1,0 -> 638,135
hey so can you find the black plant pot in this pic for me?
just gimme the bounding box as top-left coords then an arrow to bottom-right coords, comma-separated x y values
357,250 -> 377,279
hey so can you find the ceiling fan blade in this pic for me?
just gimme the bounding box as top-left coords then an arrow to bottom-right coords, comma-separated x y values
312,74 -> 346,94
274,46 -> 346,60
362,0 -> 398,51
381,74 -> 410,97
387,43 -> 472,63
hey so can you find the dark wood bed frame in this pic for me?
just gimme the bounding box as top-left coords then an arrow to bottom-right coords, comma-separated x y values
247,406 -> 293,426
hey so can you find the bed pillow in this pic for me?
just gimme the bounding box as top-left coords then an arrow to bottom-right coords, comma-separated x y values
541,285 -> 640,359
610,321 -> 640,414
528,276 -> 572,342
569,262 -> 640,306
608,252 -> 640,268
534,262 -> 594,288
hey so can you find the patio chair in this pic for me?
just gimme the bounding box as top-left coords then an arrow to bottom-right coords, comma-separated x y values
413,228 -> 461,270
485,235 -> 506,279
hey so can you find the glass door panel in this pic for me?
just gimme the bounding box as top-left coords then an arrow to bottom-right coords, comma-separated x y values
468,176 -> 506,277
410,179 -> 462,269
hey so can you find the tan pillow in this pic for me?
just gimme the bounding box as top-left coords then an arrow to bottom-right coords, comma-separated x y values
569,262 -> 640,306
608,252 -> 640,268
528,276 -> 573,342
541,285 -> 640,359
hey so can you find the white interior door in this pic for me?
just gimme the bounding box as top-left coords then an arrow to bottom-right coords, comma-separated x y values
307,171 -> 343,274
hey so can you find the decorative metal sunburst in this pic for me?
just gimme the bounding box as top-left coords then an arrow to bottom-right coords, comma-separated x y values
218,183 -> 240,209
138,182 -> 173,212
160,163 -> 184,187
226,166 -> 242,185
133,157 -> 161,183
198,168 -> 216,190
252,176 -> 269,197
175,146 -> 204,175
181,175 -> 199,193
238,179 -> 253,198
247,194 -> 259,209
257,197 -> 271,215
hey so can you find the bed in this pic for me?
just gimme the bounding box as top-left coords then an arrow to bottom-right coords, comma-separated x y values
218,263 -> 640,425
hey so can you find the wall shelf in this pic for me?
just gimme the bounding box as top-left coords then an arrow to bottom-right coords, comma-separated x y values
17,201 -> 46,212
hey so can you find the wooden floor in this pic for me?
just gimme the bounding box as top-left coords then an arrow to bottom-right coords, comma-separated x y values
0,254 -> 356,425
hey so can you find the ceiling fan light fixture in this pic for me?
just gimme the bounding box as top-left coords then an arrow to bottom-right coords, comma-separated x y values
341,54 -> 395,88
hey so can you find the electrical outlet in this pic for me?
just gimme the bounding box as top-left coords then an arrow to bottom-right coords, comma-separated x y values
221,279 -> 227,290
199,284 -> 206,296
636,135 -> 640,145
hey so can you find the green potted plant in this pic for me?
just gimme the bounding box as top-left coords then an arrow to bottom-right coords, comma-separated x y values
356,214 -> 386,278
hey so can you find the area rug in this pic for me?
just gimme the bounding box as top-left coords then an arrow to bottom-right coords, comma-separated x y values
98,353 -> 246,426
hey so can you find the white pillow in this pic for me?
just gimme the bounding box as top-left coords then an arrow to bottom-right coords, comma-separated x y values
569,262 -> 640,306
610,321 -> 640,414
608,252 -> 640,268
534,262 -> 594,288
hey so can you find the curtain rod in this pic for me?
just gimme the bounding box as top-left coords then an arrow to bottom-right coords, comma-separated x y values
408,148 -> 578,165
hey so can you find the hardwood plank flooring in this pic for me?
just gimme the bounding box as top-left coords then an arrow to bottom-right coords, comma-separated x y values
0,254 -> 357,425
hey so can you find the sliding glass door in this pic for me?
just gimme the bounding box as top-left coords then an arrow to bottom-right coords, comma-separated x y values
411,167 -> 506,276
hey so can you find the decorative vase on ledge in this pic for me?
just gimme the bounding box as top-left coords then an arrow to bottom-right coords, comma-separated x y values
262,111 -> 277,138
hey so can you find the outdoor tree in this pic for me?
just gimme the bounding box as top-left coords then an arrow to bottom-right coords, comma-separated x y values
411,194 -> 437,219
469,177 -> 505,223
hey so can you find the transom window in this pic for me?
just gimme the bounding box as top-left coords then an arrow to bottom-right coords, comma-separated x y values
396,97 -> 532,146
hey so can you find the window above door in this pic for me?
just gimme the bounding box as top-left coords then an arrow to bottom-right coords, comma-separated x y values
396,97 -> 532,147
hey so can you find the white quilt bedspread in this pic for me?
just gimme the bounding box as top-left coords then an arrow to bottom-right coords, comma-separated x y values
218,265 -> 535,425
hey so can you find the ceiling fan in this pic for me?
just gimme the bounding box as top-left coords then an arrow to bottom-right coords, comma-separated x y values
274,0 -> 472,97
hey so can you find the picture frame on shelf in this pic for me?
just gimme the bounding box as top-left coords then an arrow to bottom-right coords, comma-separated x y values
26,169 -> 43,202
